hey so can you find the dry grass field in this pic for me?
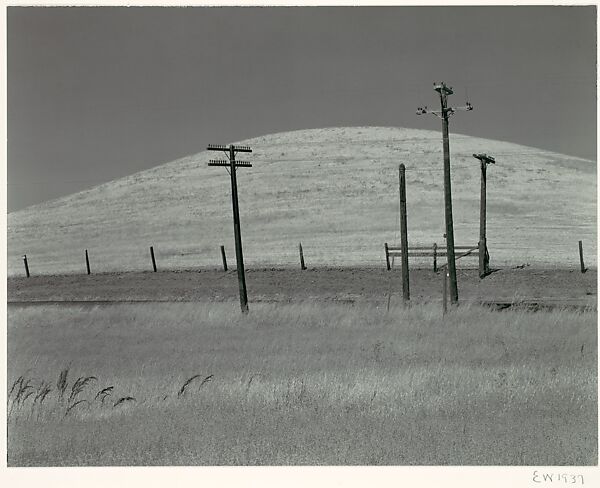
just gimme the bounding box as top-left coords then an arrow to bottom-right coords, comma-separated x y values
7,299 -> 597,466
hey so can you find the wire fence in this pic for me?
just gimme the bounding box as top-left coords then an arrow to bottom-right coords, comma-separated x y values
8,236 -> 596,278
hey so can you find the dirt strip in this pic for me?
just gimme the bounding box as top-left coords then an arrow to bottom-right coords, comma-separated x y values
7,267 -> 597,308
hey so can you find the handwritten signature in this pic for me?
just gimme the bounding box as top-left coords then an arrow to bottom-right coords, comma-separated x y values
533,471 -> 584,484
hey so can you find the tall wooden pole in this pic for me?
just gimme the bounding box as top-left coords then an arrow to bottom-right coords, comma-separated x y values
399,164 -> 410,301
229,146 -> 249,313
439,89 -> 458,304
417,82 -> 472,304
479,159 -> 487,277
474,153 -> 495,278
23,254 -> 30,278
208,144 -> 252,313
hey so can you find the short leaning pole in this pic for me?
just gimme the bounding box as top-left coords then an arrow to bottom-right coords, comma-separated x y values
85,249 -> 91,275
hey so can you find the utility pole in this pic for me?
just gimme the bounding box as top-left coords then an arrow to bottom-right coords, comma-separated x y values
207,144 -> 253,313
473,153 -> 495,278
399,164 -> 410,301
417,82 -> 473,305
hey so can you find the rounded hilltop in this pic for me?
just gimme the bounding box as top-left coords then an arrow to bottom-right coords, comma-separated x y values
8,127 -> 596,275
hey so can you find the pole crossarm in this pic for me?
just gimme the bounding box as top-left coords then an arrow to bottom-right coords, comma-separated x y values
446,103 -> 473,118
472,153 -> 496,165
208,160 -> 252,167
416,106 -> 442,117
231,145 -> 252,153
207,144 -> 229,151
434,82 -> 454,95
208,144 -> 253,153
417,103 -> 473,118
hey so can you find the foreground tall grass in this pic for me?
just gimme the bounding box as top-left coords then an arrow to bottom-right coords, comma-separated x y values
7,301 -> 597,465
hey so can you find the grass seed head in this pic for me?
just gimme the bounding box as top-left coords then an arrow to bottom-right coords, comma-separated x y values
68,376 -> 97,403
199,374 -> 214,388
15,380 -> 33,405
178,374 -> 201,397
20,390 -> 35,405
113,396 -> 136,408
64,399 -> 88,417
94,386 -> 114,403
8,376 -> 24,399
34,383 -> 52,405
57,368 -> 69,398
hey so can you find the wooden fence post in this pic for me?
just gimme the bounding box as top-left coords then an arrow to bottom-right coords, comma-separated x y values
433,243 -> 437,273
220,245 -> 228,271
85,249 -> 91,275
299,242 -> 307,270
150,246 -> 157,272
384,243 -> 391,270
23,254 -> 30,278
579,240 -> 586,273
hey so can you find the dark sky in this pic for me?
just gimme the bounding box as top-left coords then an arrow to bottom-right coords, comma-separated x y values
7,5 -> 597,211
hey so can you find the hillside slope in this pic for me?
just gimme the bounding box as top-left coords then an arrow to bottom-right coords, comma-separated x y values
7,127 -> 596,275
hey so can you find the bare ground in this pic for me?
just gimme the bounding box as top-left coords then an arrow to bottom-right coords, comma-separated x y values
7,266 -> 597,308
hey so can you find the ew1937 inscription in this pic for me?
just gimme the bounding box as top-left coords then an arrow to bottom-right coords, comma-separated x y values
533,471 -> 584,484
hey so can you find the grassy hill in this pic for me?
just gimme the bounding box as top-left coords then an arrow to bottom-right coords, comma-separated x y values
7,127 -> 596,276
